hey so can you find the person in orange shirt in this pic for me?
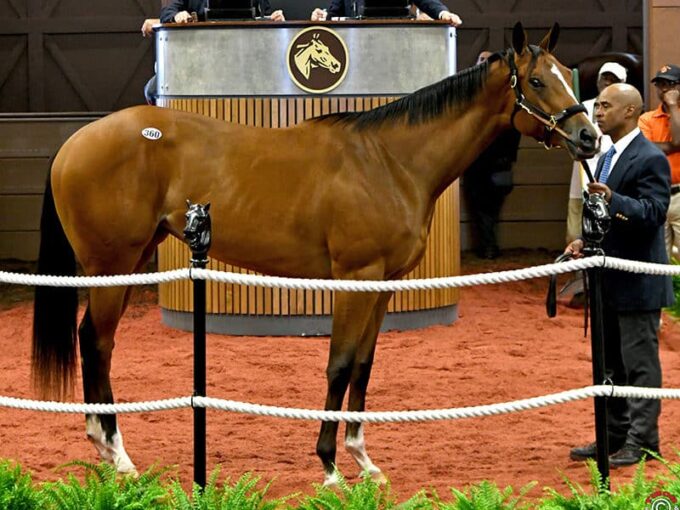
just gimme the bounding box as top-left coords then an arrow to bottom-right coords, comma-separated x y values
639,64 -> 680,259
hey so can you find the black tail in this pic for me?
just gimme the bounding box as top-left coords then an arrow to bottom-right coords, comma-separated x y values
32,163 -> 78,398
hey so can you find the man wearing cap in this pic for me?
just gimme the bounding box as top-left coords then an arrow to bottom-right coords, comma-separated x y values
639,64 -> 680,260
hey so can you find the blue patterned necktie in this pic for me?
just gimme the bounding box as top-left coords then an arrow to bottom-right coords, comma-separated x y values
599,146 -> 617,185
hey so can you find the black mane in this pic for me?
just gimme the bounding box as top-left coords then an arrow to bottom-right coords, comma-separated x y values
313,52 -> 506,130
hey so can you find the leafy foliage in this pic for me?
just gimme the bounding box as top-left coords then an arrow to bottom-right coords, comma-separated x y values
0,460 -> 43,510
41,460 -> 171,510
6,458 -> 680,509
169,468 -> 289,510
294,470 -> 395,510
539,459 -> 657,509
437,480 -> 535,510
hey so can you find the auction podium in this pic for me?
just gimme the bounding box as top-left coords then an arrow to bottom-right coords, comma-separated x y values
155,20 -> 460,335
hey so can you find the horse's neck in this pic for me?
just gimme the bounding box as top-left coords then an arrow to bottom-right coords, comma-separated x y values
380,85 -> 513,200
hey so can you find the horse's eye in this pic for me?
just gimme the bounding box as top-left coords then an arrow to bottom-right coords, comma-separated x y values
529,77 -> 544,88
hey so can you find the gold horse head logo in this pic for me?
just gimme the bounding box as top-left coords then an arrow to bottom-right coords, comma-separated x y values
294,34 -> 342,80
287,27 -> 349,94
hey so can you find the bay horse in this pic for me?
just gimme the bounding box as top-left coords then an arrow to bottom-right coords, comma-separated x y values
32,22 -> 597,485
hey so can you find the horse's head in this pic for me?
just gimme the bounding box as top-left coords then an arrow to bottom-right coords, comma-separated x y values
296,35 -> 341,75
184,200 -> 212,257
503,22 -> 599,160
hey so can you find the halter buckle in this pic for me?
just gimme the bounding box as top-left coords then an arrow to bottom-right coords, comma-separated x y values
510,74 -> 517,89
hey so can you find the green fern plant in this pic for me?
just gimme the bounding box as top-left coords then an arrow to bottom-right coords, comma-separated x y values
169,468 -> 289,510
434,480 -> 534,510
649,448 -> 680,502
40,460 -> 172,510
0,460 -> 43,510
539,458 -> 659,509
294,469 -> 398,510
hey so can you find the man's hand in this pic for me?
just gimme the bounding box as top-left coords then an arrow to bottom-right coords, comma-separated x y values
174,10 -> 193,23
270,9 -> 285,21
141,18 -> 159,37
663,88 -> 680,107
565,238 -> 585,258
587,182 -> 612,203
310,8 -> 327,21
438,11 -> 462,26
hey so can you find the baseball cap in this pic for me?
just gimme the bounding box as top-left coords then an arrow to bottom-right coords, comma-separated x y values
652,64 -> 680,83
598,62 -> 627,82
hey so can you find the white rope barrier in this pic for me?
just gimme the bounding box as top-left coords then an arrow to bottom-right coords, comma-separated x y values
2,386 -> 680,421
4,255 -> 680,292
0,396 -> 191,414
0,268 -> 190,287
3,257 -> 680,422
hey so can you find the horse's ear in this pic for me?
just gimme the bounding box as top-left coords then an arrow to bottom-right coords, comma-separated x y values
539,23 -> 560,53
205,202 -> 211,212
186,199 -> 192,208
512,22 -> 528,55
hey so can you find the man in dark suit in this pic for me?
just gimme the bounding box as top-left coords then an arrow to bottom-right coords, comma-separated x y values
311,0 -> 462,25
160,0 -> 284,23
566,83 -> 673,467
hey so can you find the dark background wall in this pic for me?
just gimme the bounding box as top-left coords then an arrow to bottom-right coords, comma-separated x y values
0,0 -> 643,114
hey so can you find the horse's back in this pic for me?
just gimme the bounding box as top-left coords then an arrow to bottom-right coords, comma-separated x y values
50,106 -> 203,270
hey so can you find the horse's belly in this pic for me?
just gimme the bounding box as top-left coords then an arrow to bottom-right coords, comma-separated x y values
208,232 -> 332,279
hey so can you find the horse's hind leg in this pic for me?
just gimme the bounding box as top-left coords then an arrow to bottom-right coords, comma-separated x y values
344,292 -> 392,483
317,288 -> 385,486
80,285 -> 137,474
79,229 -> 167,473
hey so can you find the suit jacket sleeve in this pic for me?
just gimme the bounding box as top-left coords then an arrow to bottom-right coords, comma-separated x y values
160,0 -> 187,23
608,150 -> 671,230
413,0 -> 449,19
325,0 -> 345,17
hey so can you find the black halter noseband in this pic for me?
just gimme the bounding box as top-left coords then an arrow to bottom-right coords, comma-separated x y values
506,47 -> 586,147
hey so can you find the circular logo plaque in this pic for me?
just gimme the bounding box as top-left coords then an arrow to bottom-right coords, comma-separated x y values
287,26 -> 349,94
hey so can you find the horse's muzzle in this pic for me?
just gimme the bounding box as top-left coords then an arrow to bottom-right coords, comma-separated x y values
566,127 -> 599,161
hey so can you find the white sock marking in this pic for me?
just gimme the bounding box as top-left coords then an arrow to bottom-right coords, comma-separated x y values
86,415 -> 137,474
345,425 -> 381,475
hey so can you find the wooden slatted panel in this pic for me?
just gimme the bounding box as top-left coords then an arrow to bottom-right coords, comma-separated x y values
156,96 -> 459,315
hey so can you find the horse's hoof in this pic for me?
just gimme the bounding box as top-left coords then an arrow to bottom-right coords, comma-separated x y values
115,457 -> 138,478
118,467 -> 139,478
369,470 -> 387,485
322,471 -> 340,488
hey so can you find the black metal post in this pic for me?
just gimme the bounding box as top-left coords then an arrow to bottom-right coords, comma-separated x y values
193,263 -> 207,488
581,187 -> 612,490
586,263 -> 610,489
184,201 -> 212,489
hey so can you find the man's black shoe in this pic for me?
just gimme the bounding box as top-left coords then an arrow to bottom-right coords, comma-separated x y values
609,445 -> 661,468
570,442 -> 598,461
569,440 -> 626,461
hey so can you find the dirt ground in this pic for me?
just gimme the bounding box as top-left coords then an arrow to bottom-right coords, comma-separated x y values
2,250 -> 680,502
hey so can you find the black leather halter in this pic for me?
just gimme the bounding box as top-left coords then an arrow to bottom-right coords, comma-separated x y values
507,47 -> 586,147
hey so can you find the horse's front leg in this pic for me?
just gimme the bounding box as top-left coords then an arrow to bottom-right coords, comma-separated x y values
344,291 -> 392,484
79,286 -> 136,474
317,288 -> 384,487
